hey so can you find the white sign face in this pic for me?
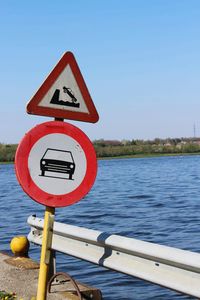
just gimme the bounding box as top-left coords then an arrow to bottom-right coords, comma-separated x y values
28,133 -> 87,195
38,65 -> 89,114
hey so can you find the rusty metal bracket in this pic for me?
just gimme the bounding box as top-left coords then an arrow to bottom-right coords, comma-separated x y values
47,272 -> 83,299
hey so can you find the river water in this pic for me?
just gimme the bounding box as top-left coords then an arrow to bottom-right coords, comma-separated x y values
1,156 -> 200,299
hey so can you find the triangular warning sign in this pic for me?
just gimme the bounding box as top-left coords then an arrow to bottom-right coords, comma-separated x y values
26,52 -> 99,123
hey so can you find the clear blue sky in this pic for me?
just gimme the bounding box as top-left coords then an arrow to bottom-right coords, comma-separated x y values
1,0 -> 200,143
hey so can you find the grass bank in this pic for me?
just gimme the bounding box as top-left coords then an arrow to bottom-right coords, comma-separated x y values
98,152 -> 200,160
1,152 -> 200,164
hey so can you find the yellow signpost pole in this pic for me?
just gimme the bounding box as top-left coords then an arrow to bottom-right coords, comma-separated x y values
36,206 -> 55,300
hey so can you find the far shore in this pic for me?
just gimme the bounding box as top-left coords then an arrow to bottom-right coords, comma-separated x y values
1,152 -> 200,165
98,152 -> 200,160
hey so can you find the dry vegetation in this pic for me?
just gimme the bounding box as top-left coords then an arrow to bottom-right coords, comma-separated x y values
1,138 -> 200,163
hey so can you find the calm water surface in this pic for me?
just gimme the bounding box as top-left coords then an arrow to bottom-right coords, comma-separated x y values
1,156 -> 200,299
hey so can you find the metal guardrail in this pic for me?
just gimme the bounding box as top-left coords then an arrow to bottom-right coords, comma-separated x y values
28,215 -> 200,298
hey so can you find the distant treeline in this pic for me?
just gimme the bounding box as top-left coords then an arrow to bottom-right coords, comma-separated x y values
1,138 -> 200,162
0,144 -> 18,162
93,138 -> 200,158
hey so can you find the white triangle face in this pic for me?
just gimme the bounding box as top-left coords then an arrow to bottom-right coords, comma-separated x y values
38,65 -> 89,114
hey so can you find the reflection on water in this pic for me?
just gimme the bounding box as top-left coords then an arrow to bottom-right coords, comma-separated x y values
1,155 -> 200,299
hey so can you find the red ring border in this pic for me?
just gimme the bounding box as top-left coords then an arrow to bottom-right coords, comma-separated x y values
15,121 -> 97,207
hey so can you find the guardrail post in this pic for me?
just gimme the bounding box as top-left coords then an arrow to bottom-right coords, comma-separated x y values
48,250 -> 56,282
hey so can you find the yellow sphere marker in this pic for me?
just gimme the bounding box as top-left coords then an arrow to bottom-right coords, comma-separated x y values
10,236 -> 29,257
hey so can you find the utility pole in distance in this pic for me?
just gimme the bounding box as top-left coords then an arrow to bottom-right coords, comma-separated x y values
193,123 -> 196,138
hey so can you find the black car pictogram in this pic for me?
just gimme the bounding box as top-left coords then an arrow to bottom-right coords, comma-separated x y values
40,148 -> 75,180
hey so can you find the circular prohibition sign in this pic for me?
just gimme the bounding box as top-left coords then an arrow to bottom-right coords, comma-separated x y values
15,121 -> 97,207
